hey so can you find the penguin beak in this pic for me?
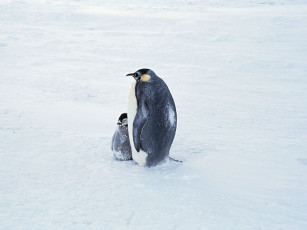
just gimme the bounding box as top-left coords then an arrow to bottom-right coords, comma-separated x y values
126,72 -> 140,82
117,120 -> 121,125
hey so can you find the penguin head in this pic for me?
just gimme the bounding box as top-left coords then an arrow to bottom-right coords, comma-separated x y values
117,113 -> 128,127
126,68 -> 154,82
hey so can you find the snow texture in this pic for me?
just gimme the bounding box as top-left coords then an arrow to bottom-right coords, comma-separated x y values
1,0 -> 307,229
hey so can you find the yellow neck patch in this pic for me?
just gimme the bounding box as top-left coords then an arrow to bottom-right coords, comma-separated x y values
141,74 -> 151,82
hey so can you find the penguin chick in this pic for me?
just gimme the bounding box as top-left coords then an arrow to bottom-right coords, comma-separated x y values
111,113 -> 132,161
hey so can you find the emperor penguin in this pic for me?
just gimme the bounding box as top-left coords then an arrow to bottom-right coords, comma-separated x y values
111,113 -> 132,161
126,69 -> 177,167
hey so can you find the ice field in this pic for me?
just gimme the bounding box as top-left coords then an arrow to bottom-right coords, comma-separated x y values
1,0 -> 307,229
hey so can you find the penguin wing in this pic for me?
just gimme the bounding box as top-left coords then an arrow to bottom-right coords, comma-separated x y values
133,101 -> 149,152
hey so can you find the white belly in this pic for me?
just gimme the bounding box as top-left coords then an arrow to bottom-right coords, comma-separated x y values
128,82 -> 148,167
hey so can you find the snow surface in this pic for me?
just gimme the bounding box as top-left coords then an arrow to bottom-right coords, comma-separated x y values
1,0 -> 307,229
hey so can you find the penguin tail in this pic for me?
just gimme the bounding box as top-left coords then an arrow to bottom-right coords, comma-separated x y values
169,157 -> 183,163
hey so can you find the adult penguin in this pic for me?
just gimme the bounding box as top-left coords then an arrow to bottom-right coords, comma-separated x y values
127,68 -> 177,167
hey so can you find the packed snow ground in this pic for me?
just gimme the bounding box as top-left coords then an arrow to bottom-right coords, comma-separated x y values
1,0 -> 307,229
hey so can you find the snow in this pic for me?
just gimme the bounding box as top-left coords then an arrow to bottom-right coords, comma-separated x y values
1,0 -> 307,229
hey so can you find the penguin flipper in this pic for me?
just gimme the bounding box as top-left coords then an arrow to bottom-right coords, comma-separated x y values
133,102 -> 149,152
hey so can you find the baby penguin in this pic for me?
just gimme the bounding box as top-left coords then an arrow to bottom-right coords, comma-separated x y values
111,113 -> 132,161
